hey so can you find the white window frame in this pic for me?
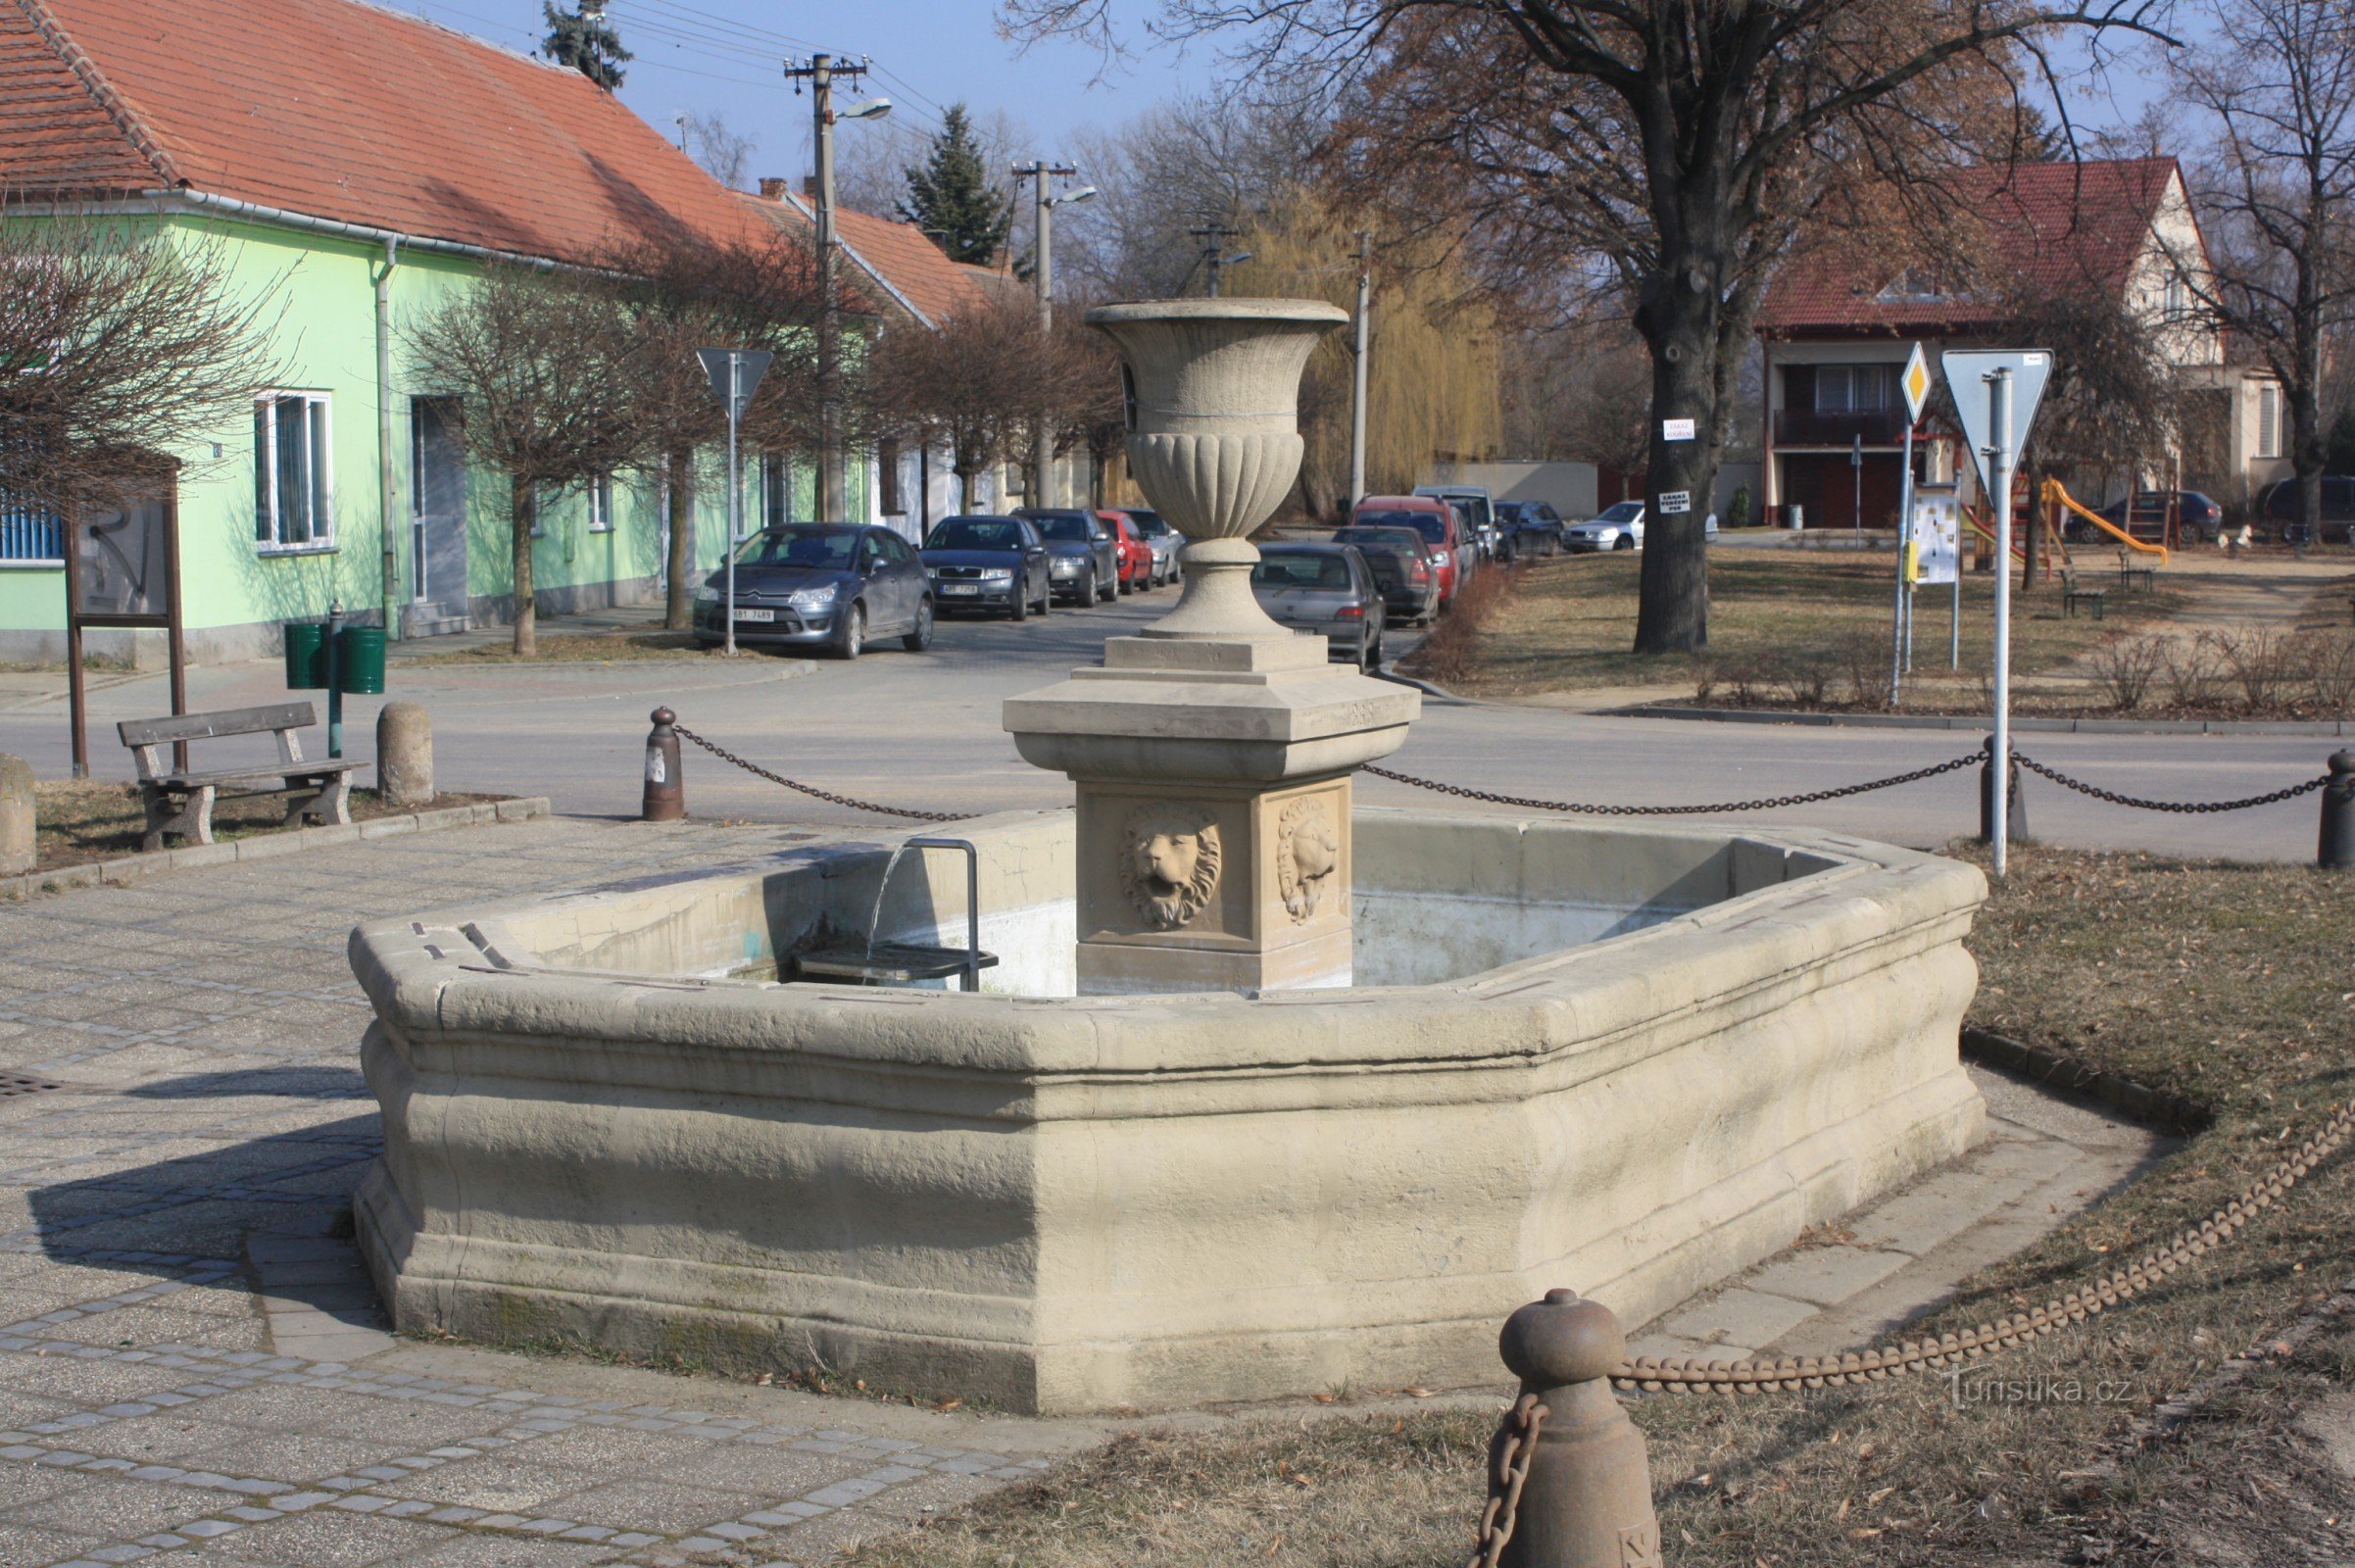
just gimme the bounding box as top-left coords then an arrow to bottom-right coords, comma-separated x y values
587,471 -> 615,534
0,494 -> 62,567
255,391 -> 334,554
2257,383 -> 2282,460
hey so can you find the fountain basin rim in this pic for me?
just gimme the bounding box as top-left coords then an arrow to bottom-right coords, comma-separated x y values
1085,298 -> 1351,327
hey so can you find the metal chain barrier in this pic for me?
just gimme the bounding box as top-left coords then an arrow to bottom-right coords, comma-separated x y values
1614,1100 -> 2354,1394
1469,1391 -> 1548,1568
1365,752 -> 1981,815
670,723 -> 964,823
2013,752 -> 2330,814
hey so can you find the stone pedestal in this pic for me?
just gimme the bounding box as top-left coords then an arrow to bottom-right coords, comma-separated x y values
1006,632 -> 1416,995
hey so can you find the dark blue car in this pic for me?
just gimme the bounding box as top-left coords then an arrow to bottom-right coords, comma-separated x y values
920,515 -> 1054,620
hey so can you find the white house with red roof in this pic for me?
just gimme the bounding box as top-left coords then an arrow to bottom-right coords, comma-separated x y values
0,0 -> 848,662
1757,158 -> 2287,531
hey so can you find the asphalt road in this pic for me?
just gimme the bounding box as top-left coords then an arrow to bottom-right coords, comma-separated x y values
2,590 -> 2337,861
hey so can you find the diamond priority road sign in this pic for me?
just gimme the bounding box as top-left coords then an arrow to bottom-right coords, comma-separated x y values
1900,341 -> 1932,424
1940,349 -> 2051,495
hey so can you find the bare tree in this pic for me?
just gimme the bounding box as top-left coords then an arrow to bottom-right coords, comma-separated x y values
604,233 -> 833,629
1006,0 -> 2171,655
404,265 -> 651,655
678,111 -> 756,191
2172,0 -> 2355,540
870,303 -> 1049,512
0,219 -> 279,517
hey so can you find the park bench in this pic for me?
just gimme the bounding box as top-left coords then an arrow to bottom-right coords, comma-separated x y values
2060,568 -> 2106,621
117,703 -> 363,852
2114,552 -> 2156,593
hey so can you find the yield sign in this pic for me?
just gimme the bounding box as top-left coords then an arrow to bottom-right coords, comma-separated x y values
1899,341 -> 1932,424
696,348 -> 772,417
1940,349 -> 2051,496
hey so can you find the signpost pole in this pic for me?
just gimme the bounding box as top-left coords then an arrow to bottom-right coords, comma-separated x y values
1987,368 -> 2015,877
724,353 -> 741,659
61,506 -> 86,780
1891,420 -> 1913,707
1950,568 -> 1960,669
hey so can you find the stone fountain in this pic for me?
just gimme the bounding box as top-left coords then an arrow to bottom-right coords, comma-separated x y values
1006,300 -> 1416,995
346,297 -> 1989,1417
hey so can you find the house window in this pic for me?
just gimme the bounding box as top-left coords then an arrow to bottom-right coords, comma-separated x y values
2258,384 -> 2282,459
760,454 -> 794,530
255,392 -> 331,549
878,440 -> 904,515
2163,275 -> 2188,321
587,471 -> 615,533
1815,365 -> 1893,414
0,490 -> 61,564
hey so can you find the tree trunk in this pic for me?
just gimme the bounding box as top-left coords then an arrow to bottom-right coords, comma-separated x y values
1631,251 -> 1723,655
511,476 -> 537,658
663,450 -> 696,631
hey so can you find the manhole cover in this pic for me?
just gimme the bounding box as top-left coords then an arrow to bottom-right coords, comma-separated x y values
0,1073 -> 64,1098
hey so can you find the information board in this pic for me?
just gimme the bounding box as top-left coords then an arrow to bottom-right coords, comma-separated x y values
1911,491 -> 1959,586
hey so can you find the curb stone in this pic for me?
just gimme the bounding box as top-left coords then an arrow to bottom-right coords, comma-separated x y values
1960,1026 -> 2212,1135
0,797 -> 551,902
1608,703 -> 2355,736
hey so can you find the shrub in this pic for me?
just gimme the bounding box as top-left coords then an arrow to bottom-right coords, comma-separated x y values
2214,626 -> 2297,710
2302,628 -> 2355,713
1836,630 -> 1893,708
1408,564 -> 1515,687
1771,648 -> 1836,707
1725,484 -> 1752,531
2162,635 -> 2226,710
2090,634 -> 2166,711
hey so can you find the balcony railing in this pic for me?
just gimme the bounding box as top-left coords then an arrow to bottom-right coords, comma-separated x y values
1773,409 -> 1910,447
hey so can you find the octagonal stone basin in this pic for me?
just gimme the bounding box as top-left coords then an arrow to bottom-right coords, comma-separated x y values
349,808 -> 1987,1415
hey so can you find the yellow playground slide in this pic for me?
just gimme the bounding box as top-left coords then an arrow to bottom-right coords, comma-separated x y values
2040,479 -> 2170,565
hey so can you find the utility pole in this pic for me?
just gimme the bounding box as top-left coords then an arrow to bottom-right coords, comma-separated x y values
1349,230 -> 1371,509
1189,223 -> 1244,299
1013,160 -> 1080,510
783,53 -> 885,521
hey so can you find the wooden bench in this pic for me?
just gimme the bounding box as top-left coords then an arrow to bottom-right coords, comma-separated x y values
2114,552 -> 2156,593
117,703 -> 364,852
2060,569 -> 2106,620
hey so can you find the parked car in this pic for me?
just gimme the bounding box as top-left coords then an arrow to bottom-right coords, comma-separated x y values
1565,503 -> 1719,553
1098,511 -> 1154,593
1120,509 -> 1183,586
1349,494 -> 1467,607
2085,490 -> 2224,544
1014,508 -> 1120,605
919,514 -> 1053,620
2259,476 -> 2355,543
1251,543 -> 1386,668
1330,524 -> 1442,624
1416,485 -> 1499,561
1494,500 -> 1566,558
694,522 -> 932,660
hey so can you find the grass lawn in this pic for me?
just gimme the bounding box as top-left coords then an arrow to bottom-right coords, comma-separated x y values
848,847 -> 2355,1568
23,779 -> 502,876
1424,551 -> 2187,706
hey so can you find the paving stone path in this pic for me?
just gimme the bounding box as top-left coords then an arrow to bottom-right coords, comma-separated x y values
0,818 -> 1107,1568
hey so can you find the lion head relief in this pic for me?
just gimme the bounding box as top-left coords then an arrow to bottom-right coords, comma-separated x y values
1276,797 -> 1341,921
1119,805 -> 1222,930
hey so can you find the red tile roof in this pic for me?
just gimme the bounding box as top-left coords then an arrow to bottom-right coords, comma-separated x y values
1760,158 -> 2184,336
746,188 -> 995,327
0,0 -> 765,266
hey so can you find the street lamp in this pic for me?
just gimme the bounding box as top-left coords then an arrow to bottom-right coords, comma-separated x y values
840,98 -> 893,122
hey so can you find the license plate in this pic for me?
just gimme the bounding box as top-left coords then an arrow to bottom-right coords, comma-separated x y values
732,608 -> 774,622
943,584 -> 980,596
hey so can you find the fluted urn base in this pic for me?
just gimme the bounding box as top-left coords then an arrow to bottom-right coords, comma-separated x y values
1004,631 -> 1420,996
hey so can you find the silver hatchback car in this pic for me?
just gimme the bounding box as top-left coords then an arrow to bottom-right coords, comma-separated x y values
1250,542 -> 1385,668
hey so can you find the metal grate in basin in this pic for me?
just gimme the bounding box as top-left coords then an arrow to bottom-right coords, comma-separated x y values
0,1073 -> 65,1099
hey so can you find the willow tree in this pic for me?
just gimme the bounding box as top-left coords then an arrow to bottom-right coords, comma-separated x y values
1225,193 -> 1501,517
1006,0 -> 2173,654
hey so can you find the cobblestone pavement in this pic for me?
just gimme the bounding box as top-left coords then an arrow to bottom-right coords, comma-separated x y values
0,818 -> 1112,1568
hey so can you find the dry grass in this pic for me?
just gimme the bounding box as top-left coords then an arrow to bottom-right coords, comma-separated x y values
395,630 -> 721,665
1415,553 -> 2185,704
847,847 -> 2355,1568
25,779 -> 501,875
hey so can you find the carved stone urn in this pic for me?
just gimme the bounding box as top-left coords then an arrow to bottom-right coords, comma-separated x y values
1003,299 -> 1420,996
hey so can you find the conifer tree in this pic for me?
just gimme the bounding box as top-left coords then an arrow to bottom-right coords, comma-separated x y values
541,2 -> 630,91
899,106 -> 1013,265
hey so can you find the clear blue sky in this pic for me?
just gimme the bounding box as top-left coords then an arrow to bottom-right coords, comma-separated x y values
405,0 -> 1215,183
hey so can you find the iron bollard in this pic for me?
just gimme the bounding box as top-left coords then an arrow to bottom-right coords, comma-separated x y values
642,708 -> 684,822
1475,1289 -> 1660,1568
2321,751 -> 2355,869
1977,735 -> 2029,845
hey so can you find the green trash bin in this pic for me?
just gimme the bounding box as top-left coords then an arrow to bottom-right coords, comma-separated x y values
283,623 -> 326,690
335,626 -> 385,695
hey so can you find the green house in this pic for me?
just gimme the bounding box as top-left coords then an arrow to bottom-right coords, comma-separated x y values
0,0 -> 857,664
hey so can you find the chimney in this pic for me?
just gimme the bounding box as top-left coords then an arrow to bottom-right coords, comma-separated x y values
804,174 -> 820,200
758,176 -> 791,202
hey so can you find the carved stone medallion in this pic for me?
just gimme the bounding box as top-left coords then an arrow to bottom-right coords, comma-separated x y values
1275,796 -> 1340,922
1119,805 -> 1222,930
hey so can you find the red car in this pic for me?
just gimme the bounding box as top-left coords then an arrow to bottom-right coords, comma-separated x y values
1349,494 -> 1462,608
1098,511 -> 1153,594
